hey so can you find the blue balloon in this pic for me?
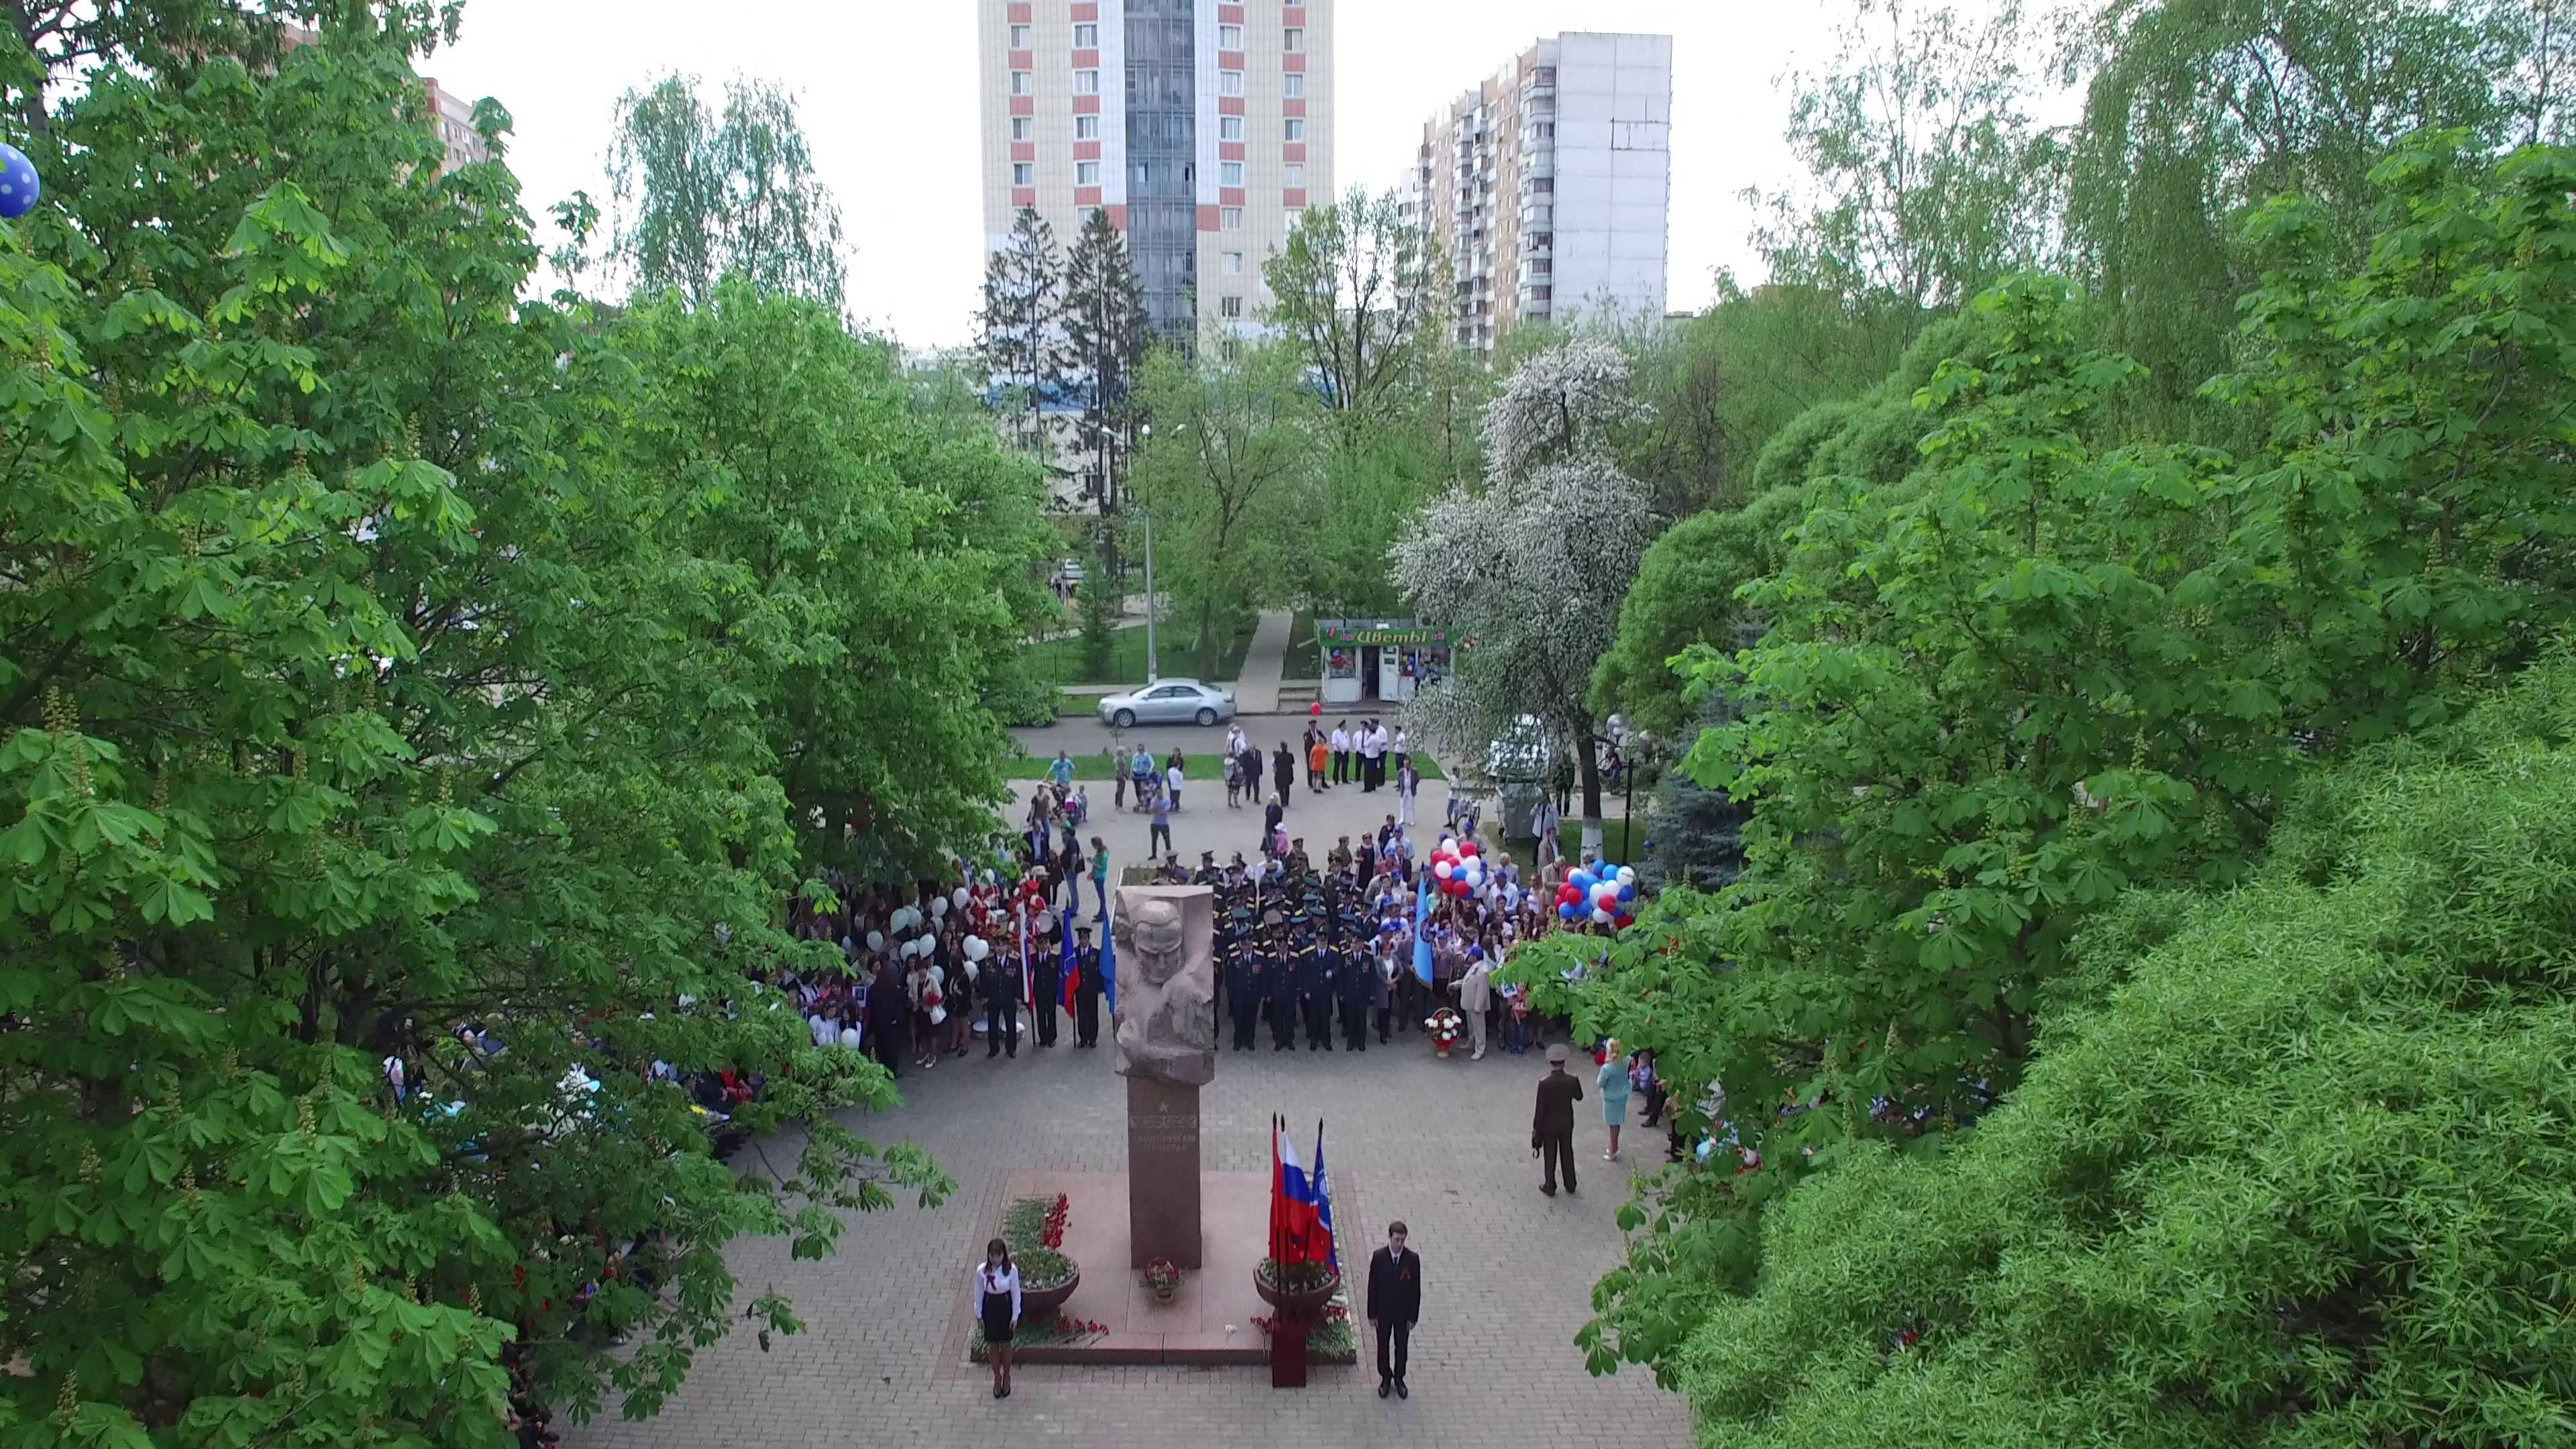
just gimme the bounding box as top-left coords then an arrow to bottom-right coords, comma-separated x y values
1618,883 -> 1635,902
0,144 -> 38,221
1568,871 -> 1594,892
1558,902 -> 1579,921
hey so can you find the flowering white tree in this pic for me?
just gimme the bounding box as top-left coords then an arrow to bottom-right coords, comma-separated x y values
1393,341 -> 1656,851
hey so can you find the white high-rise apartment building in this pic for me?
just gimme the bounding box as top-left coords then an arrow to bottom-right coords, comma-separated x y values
978,0 -> 1335,347
1408,34 -> 1670,353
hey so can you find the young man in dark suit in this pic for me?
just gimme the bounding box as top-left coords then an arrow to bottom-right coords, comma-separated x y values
1365,1221 -> 1422,1399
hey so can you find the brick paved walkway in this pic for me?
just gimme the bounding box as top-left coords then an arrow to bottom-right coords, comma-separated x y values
563,1019 -> 1688,1448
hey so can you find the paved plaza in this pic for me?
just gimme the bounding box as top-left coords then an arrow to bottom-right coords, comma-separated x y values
562,755 -> 1688,1448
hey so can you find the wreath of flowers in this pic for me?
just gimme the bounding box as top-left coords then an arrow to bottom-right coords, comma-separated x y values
1002,1193 -> 1077,1291
1423,1006 -> 1466,1048
1140,1257 -> 1181,1294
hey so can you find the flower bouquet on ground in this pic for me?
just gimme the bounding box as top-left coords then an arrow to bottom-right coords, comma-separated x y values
1424,1006 -> 1466,1058
1002,1193 -> 1079,1319
1140,1256 -> 1182,1303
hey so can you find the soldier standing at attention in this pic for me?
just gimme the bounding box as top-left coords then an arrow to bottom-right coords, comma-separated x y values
1265,909 -> 1298,1051
1071,922 -> 1104,1048
1297,912 -> 1335,1051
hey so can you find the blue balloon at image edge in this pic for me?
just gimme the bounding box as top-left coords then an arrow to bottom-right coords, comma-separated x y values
0,143 -> 39,220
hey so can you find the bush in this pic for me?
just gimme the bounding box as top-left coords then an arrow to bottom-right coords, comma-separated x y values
1682,650 -> 2576,1448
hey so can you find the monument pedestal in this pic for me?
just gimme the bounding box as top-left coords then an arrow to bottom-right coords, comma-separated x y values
1126,1077 -> 1202,1269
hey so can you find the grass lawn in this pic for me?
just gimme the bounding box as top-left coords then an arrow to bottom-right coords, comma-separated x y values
1284,609 -> 1318,673
1022,614 -> 1259,687
1493,813 -> 1647,873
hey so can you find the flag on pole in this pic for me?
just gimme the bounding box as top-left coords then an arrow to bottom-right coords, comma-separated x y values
1268,1113 -> 1284,1268
1059,913 -> 1079,1016
1311,1118 -> 1339,1272
1099,909 -> 1118,1013
1411,871 -> 1434,984
1018,910 -> 1034,1010
1273,1115 -> 1326,1265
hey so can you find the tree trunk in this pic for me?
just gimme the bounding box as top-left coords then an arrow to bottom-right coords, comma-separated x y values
1576,728 -> 1605,855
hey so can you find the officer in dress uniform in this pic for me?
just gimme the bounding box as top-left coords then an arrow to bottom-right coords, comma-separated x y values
1336,909 -> 1373,1051
1071,922 -> 1103,1048
1296,912 -> 1335,1051
1030,914 -> 1062,1048
1264,908 -> 1298,1051
1223,906 -> 1258,1049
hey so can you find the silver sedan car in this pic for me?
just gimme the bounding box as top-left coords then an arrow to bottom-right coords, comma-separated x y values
1096,678 -> 1236,728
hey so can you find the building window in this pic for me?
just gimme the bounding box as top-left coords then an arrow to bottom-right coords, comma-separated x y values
1221,206 -> 1244,230
1074,114 -> 1099,140
1284,163 -> 1303,188
1283,72 -> 1304,99
1220,160 -> 1244,186
1011,116 -> 1032,141
1222,337 -> 1242,361
1219,69 -> 1244,97
1132,160 -> 1150,184
1530,258 -> 1552,276
1073,21 -> 1097,46
1010,70 -> 1031,95
1074,68 -> 1099,94
1077,160 -> 1101,184
1220,115 -> 1244,142
1221,294 -> 1244,318
1010,23 -> 1029,47
1223,251 -> 1244,276
1284,117 -> 1304,142
1013,162 -> 1034,186
1284,27 -> 1303,51
1218,22 -> 1242,48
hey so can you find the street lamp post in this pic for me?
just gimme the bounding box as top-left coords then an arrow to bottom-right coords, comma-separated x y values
1137,423 -> 1159,682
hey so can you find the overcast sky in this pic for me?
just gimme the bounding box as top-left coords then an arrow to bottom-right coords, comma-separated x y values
431,2 -> 1836,348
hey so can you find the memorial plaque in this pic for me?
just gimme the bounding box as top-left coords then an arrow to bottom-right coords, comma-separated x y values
1112,884 -> 1216,1268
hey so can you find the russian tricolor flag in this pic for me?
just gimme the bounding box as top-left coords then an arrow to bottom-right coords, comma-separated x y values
1269,1114 -> 1334,1268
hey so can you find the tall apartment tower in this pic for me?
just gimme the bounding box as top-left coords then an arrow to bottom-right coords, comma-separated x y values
1408,34 -> 1670,354
979,0 -> 1335,346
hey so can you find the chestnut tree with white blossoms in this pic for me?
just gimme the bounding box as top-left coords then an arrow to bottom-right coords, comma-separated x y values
1392,339 -> 1656,852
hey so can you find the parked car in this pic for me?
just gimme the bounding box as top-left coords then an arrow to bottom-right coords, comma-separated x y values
1097,678 -> 1235,728
1060,556 -> 1087,584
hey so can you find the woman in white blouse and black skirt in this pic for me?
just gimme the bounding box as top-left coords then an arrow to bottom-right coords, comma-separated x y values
977,1237 -> 1022,1398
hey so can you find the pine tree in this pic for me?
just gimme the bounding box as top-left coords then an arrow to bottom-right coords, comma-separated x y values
1059,207 -> 1148,517
976,208 -> 1066,450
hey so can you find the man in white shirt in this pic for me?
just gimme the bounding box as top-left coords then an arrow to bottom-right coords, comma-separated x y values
1329,722 -> 1352,787
1361,720 -> 1389,792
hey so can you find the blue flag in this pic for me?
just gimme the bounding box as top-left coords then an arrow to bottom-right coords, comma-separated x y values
1312,1118 -> 1339,1272
1412,871 -> 1434,984
1099,906 -> 1118,1012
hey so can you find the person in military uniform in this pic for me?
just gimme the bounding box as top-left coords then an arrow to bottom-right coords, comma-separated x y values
1264,908 -> 1298,1050
1296,912 -> 1335,1051
1030,913 -> 1062,1048
1336,910 -> 1373,1051
1192,850 -> 1221,886
1328,835 -> 1354,877
1222,905 -> 1258,1049
1071,922 -> 1103,1048
1286,837 -> 1312,877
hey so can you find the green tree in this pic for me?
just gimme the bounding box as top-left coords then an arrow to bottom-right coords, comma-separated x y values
977,207 -> 1066,451
1131,341 -> 1317,679
1262,187 -> 1441,435
1059,207 -> 1148,517
1754,0 -> 2065,311
605,72 -> 847,310
1683,648 -> 2576,1447
0,11 -> 1037,1443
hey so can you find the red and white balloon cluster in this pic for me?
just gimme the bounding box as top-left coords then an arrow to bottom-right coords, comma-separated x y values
1426,835 -> 1489,900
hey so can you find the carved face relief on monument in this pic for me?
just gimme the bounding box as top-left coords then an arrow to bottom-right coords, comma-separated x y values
1112,886 -> 1217,1087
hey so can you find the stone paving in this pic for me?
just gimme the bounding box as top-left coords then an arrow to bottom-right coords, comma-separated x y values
562,994 -> 1689,1448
